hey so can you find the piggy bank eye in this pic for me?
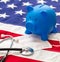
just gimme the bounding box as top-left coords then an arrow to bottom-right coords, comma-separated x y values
41,11 -> 47,16
35,18 -> 38,21
29,16 -> 32,19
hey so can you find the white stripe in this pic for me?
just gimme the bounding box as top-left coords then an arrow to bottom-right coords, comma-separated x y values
49,33 -> 60,41
0,22 -> 26,35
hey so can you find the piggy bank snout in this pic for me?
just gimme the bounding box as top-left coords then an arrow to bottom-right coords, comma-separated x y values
26,21 -> 34,30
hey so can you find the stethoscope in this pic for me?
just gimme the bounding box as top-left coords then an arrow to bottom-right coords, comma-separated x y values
0,34 -> 34,62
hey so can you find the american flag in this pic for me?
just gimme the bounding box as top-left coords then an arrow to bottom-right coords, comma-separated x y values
0,0 -> 60,62
0,0 -> 60,32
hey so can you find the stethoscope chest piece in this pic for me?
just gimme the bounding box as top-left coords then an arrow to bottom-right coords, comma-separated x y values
20,47 -> 34,56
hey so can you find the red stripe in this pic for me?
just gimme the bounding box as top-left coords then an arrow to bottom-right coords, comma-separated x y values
43,40 -> 60,52
48,40 -> 60,45
0,55 -> 42,62
0,30 -> 23,39
43,46 -> 60,52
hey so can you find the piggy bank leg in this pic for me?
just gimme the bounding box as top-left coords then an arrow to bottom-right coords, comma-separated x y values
51,27 -> 57,33
41,34 -> 48,41
25,30 -> 32,34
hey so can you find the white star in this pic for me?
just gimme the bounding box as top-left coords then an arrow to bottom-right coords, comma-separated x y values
0,8 -> 2,10
55,23 -> 60,28
56,12 -> 60,16
52,0 -> 58,2
7,4 -> 17,9
22,2 -> 32,6
0,0 -> 10,4
50,5 -> 56,9
37,0 -> 46,4
0,13 -> 9,18
19,0 -> 21,1
15,10 -> 25,15
23,18 -> 26,22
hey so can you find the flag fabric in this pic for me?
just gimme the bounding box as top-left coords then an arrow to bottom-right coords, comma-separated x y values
0,0 -> 60,62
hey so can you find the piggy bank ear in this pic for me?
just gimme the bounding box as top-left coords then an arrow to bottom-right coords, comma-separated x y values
27,6 -> 33,12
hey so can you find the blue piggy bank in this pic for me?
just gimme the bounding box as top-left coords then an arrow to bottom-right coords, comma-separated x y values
25,4 -> 57,41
